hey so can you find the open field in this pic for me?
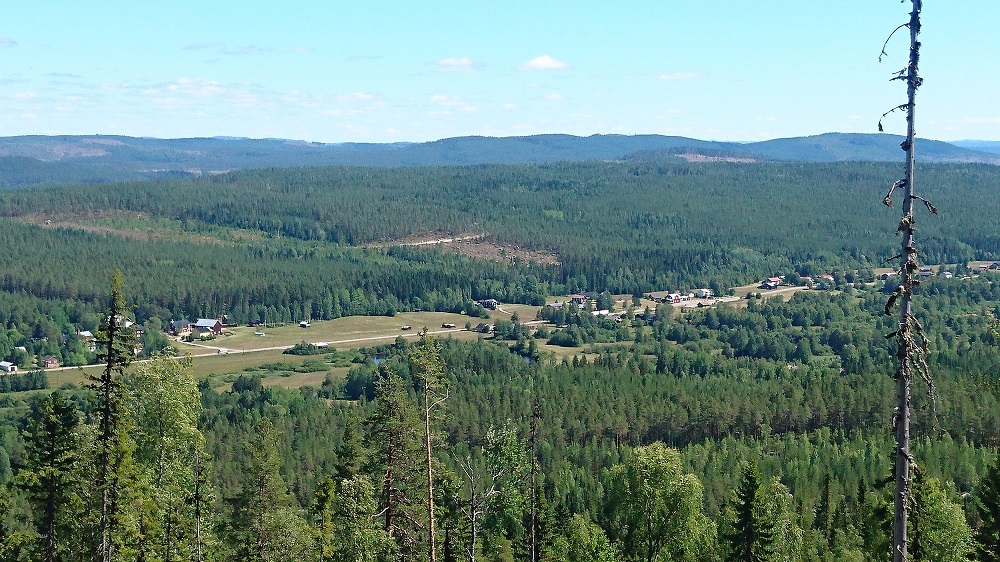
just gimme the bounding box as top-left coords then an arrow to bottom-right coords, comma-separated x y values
39,310 -> 536,390
179,310 -> 495,354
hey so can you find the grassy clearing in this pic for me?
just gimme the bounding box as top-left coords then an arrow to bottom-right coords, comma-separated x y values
261,366 -> 351,389
39,312 -> 497,391
193,311 -> 481,353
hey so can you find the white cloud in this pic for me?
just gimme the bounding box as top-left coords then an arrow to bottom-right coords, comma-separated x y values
502,103 -> 519,110
962,117 -> 1000,124
431,94 -> 476,112
520,55 -> 569,71
0,38 -> 17,47
657,72 -> 701,80
291,47 -> 314,54
437,57 -> 477,72
334,92 -> 376,103
135,78 -> 265,110
544,93 -> 563,101
166,77 -> 227,97
12,92 -> 37,99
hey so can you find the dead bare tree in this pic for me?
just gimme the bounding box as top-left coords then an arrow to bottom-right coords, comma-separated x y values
879,2 -> 939,561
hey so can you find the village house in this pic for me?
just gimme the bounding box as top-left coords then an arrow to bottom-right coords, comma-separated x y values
478,299 -> 499,310
169,319 -> 192,335
77,329 -> 98,351
193,318 -> 223,335
645,291 -> 672,303
0,361 -> 16,373
695,288 -> 713,298
42,355 -> 60,369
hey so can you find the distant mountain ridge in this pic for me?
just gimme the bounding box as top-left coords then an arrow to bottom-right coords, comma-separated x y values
952,140 -> 1000,155
0,132 -> 996,187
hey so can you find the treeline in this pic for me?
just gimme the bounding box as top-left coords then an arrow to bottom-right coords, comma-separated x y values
0,371 -> 47,394
1,159 -> 998,369
3,160 -> 1000,293
0,221 -> 559,367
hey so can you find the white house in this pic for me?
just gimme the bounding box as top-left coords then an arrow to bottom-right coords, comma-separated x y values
0,361 -> 16,373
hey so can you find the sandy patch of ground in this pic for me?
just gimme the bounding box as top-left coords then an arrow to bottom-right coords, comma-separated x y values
376,232 -> 560,266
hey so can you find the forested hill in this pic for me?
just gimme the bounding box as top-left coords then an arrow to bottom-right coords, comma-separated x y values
1,132 -> 996,187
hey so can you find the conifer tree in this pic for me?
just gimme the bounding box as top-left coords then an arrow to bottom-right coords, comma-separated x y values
312,474 -> 393,562
411,334 -> 449,562
368,367 -> 426,560
90,269 -> 137,562
973,460 -> 1000,561
227,418 -> 315,562
0,484 -> 29,562
17,392 -> 80,562
335,412 -> 367,480
723,460 -> 775,562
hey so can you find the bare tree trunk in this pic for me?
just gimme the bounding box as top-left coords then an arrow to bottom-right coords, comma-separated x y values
530,403 -> 539,562
424,391 -> 438,562
193,451 -> 204,562
893,3 -> 922,561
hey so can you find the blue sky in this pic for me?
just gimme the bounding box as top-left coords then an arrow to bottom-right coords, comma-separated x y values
2,1 -> 997,143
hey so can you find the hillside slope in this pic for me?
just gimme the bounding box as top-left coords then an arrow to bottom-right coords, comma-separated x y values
0,132 -> 996,187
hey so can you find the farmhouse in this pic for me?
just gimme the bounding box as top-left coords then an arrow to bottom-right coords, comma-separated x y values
760,277 -> 782,290
77,329 -> 98,351
193,318 -> 223,335
168,319 -> 192,335
695,288 -> 713,298
42,355 -> 60,369
646,291 -> 672,303
478,299 -> 499,309
0,361 -> 16,373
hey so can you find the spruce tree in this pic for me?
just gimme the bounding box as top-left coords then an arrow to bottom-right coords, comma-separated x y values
227,419 -> 315,561
18,392 -> 80,562
90,269 -> 137,562
723,460 -> 775,562
368,366 -> 426,560
974,460 -> 1000,561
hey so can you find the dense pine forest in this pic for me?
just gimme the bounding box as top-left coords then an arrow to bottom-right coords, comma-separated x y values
0,158 -> 999,561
